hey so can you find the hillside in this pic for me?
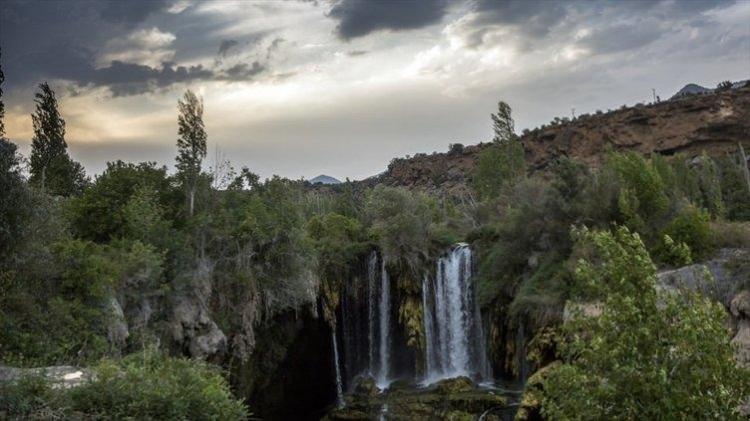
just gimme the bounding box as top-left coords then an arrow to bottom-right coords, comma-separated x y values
368,85 -> 750,196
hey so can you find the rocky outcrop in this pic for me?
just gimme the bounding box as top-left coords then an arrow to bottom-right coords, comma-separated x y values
169,259 -> 227,360
171,294 -> 227,359
366,87 -> 750,195
106,296 -> 129,352
656,248 -> 747,308
522,86 -> 750,171
731,291 -> 750,368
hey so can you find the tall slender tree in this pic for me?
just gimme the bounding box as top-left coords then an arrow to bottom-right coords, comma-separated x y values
491,101 -> 516,143
176,89 -> 207,217
29,82 -> 86,195
30,82 -> 67,190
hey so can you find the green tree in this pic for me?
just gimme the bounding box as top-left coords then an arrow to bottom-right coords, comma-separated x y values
176,90 -> 207,217
607,152 -> 668,234
29,82 -> 85,195
492,101 -> 516,143
473,101 -> 525,199
0,51 -> 29,258
472,141 -> 525,199
538,226 -> 749,419
67,161 -> 177,242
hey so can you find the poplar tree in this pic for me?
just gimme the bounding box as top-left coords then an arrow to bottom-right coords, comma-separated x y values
176,89 -> 207,217
30,82 -> 66,189
492,101 -> 516,144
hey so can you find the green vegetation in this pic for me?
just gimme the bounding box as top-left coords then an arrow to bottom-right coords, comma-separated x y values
537,226 -> 749,419
29,82 -> 86,196
0,350 -> 248,420
1,41 -> 749,420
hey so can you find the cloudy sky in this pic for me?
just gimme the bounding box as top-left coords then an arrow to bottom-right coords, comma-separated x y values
2,0 -> 748,180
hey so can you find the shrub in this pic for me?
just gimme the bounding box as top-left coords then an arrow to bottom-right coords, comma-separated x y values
0,350 -> 249,420
710,221 -> 750,249
538,226 -> 750,419
661,205 -> 713,260
68,350 -> 248,420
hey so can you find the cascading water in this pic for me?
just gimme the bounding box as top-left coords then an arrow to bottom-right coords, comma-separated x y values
332,330 -> 344,408
363,251 -> 391,389
422,244 -> 491,383
376,258 -> 391,388
367,252 -> 377,377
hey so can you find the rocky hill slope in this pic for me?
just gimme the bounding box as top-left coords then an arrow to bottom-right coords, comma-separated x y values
367,86 -> 750,196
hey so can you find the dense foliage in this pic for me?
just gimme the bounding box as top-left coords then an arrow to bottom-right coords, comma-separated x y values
0,350 -> 248,420
537,227 -> 750,419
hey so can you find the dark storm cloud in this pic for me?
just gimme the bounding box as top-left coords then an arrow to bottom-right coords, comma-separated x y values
218,39 -> 239,58
0,0 -> 270,96
99,0 -> 170,25
472,0 -> 566,38
222,62 -> 266,81
84,61 -> 214,97
579,24 -> 666,55
462,0 -> 738,51
328,0 -> 449,40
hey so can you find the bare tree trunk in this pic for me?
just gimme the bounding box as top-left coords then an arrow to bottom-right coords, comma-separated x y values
739,142 -> 750,193
41,166 -> 46,192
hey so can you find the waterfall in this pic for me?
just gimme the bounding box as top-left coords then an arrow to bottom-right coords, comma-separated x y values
364,251 -> 391,389
332,329 -> 344,408
367,252 -> 377,377
423,244 -> 490,383
376,258 -> 391,388
422,274 -> 436,376
517,320 -> 529,385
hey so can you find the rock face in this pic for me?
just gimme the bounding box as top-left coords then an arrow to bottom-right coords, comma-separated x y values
630,249 -> 749,367
366,87 -> 750,195
325,376 -> 514,420
731,291 -> 750,368
169,258 -> 227,360
0,365 -> 92,389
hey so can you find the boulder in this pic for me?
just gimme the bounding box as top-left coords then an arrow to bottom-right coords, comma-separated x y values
434,376 -> 474,394
731,290 -> 750,318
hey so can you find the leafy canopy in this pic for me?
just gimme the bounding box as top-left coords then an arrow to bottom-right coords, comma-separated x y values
538,226 -> 750,420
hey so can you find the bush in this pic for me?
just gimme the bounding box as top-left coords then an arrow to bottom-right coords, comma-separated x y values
710,221 -> 750,249
538,226 -> 750,419
0,350 -> 249,420
68,350 -> 248,420
661,205 -> 713,260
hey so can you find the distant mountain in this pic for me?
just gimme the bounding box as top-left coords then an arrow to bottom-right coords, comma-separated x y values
671,83 -> 713,99
309,174 -> 341,185
671,80 -> 749,99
